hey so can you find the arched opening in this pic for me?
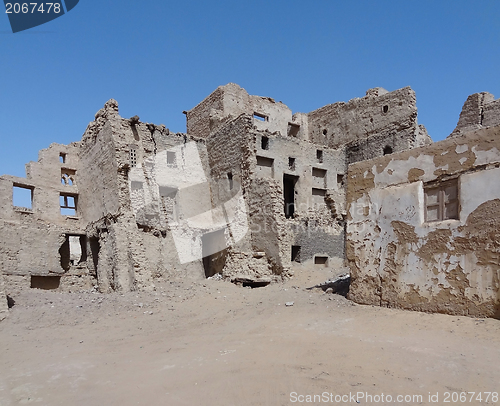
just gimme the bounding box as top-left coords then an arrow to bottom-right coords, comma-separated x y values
383,146 -> 393,155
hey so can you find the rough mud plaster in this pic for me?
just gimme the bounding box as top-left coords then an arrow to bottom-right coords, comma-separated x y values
346,166 -> 375,204
408,168 -> 425,183
391,221 -> 418,245
347,127 -> 500,318
460,168 -> 500,220
349,127 -> 500,194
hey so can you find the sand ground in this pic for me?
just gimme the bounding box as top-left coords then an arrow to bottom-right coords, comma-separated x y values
1,268 -> 499,406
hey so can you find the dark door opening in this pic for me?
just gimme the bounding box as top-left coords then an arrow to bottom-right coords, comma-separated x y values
291,245 -> 301,262
89,237 -> 100,278
202,229 -> 228,278
283,174 -> 298,219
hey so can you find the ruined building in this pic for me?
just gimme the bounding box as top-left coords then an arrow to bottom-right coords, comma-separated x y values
1,83 -> 499,319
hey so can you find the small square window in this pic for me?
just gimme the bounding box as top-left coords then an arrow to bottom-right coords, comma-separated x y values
312,167 -> 326,178
61,169 -> 76,186
314,256 -> 328,266
424,179 -> 459,222
312,188 -> 326,196
60,193 -> 77,216
167,151 -> 177,166
13,185 -> 33,210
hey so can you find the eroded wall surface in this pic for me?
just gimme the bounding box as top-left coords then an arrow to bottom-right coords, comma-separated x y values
347,126 -> 500,318
450,92 -> 500,138
0,142 -> 94,293
0,82 -> 439,298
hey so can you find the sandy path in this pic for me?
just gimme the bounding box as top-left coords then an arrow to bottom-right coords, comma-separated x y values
1,275 -> 499,406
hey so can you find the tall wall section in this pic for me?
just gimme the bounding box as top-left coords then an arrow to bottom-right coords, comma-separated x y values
449,92 -> 500,138
346,126 -> 500,318
0,141 -> 94,293
80,100 -> 212,292
307,87 -> 431,163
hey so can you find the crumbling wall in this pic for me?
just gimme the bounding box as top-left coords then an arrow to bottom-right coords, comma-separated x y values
186,83 -> 294,139
449,92 -> 500,138
186,86 -> 226,139
449,92 -> 500,137
246,177 -> 291,278
346,126 -> 500,318
308,87 -> 419,152
483,98 -> 500,128
79,101 -> 212,291
0,140 -> 93,293
204,115 -> 271,280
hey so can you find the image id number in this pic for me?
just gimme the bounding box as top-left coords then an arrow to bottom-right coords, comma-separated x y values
5,3 -> 61,14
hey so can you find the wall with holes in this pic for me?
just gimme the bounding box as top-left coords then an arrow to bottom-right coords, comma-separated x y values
0,142 -> 93,292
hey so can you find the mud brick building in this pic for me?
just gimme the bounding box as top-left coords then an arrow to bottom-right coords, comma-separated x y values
1,83 -> 499,318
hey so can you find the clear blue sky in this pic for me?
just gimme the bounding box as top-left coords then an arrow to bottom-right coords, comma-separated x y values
1,0 -> 499,178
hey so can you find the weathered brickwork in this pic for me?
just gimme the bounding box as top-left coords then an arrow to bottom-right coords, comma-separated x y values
1,83 -> 498,319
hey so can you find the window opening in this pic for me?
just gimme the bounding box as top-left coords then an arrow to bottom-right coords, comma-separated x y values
167,151 -> 177,166
383,146 -> 393,155
283,174 -> 298,219
59,153 -> 66,163
312,188 -> 326,196
13,185 -> 33,209
130,148 -> 137,167
59,234 -> 87,271
261,136 -> 269,150
228,172 -> 233,190
314,256 -> 328,266
60,194 -> 77,216
31,276 -> 61,290
312,167 -> 327,188
256,156 -> 274,177
253,112 -> 268,122
425,179 -> 459,222
256,156 -> 274,167
291,245 -> 301,262
61,169 -> 76,186
316,149 -> 323,163
312,167 -> 326,177
383,105 -> 389,113
287,122 -> 300,137
288,157 -> 296,171
337,174 -> 345,187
